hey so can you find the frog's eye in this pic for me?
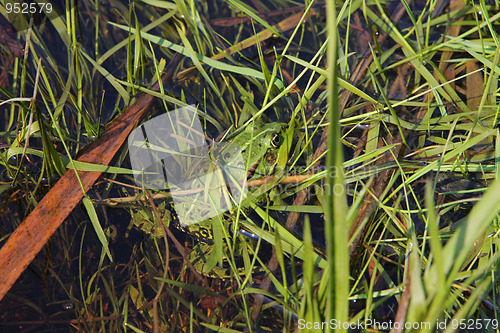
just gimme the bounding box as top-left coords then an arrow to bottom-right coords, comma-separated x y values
271,133 -> 281,148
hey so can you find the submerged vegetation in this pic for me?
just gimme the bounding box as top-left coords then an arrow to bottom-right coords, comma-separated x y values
0,0 -> 499,331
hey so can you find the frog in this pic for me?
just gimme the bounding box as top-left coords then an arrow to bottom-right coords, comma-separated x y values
129,121 -> 283,278
218,121 -> 283,180
130,121 -> 284,243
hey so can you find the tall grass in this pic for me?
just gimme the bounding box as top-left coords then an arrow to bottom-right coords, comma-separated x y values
0,0 -> 499,332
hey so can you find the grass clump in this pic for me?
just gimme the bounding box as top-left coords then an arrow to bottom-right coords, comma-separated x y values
0,0 -> 499,332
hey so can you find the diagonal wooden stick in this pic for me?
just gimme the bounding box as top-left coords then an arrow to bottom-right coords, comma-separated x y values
0,54 -> 182,302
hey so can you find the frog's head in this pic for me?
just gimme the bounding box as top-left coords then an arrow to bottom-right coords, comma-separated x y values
247,122 -> 285,146
219,122 -> 285,178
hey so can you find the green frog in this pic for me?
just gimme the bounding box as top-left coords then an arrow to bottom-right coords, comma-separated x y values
129,121 -> 283,278
129,121 -> 283,242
